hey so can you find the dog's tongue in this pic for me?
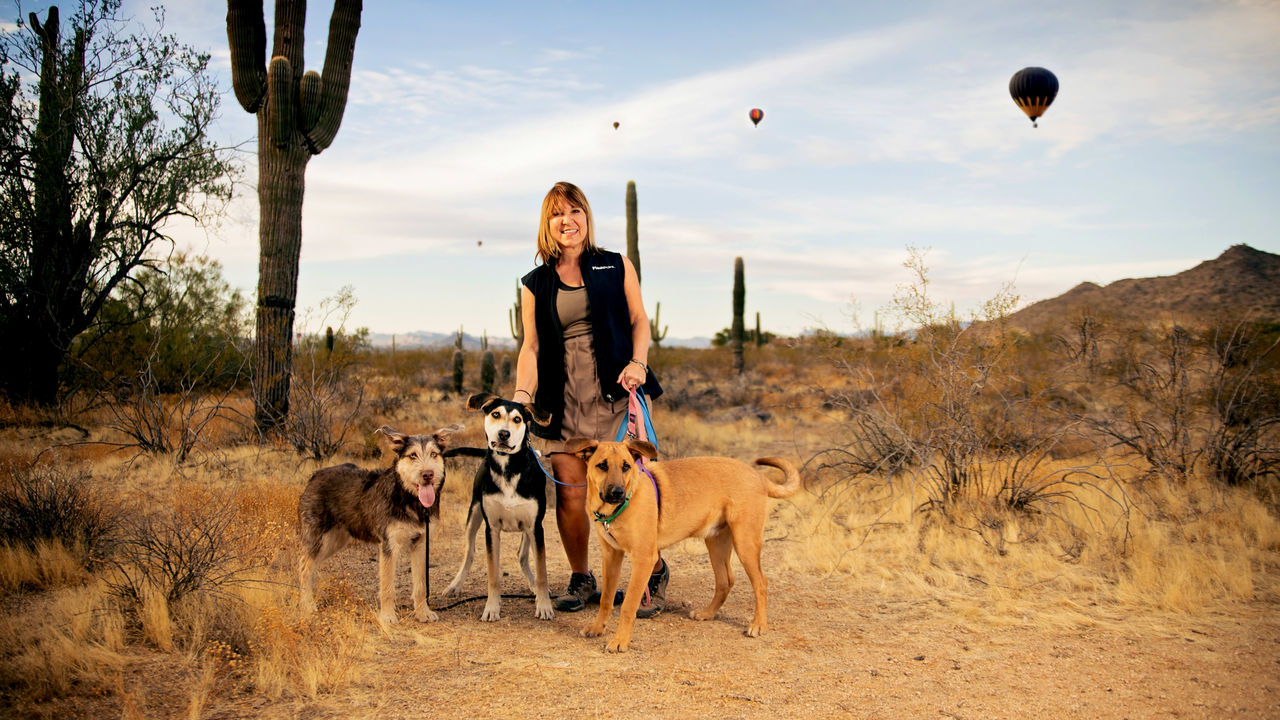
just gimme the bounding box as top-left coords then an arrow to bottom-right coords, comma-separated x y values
418,483 -> 436,509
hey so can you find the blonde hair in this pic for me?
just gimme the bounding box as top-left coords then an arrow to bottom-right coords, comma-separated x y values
535,181 -> 598,264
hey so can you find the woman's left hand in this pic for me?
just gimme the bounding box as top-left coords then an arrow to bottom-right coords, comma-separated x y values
618,362 -> 646,392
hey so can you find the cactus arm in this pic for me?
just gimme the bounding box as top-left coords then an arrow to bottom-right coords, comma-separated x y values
305,0 -> 362,153
299,70 -> 322,132
649,301 -> 668,347
509,281 -> 524,345
226,0 -> 267,112
626,180 -> 641,285
270,0 -> 305,67
266,56 -> 294,149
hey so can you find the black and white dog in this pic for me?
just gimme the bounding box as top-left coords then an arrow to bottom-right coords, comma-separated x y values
444,392 -> 555,621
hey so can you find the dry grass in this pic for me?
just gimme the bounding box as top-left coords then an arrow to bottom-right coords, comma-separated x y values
0,343 -> 1277,718
0,540 -> 88,592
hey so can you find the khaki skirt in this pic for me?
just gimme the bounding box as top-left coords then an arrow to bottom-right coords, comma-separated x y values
542,334 -> 627,454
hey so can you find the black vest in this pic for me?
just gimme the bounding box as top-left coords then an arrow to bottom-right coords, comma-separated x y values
521,249 -> 662,439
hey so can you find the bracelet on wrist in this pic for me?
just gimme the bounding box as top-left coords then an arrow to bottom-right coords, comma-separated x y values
514,389 -> 532,400
628,359 -> 648,372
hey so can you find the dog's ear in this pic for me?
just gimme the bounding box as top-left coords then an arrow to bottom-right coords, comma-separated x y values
433,423 -> 463,448
525,403 -> 552,427
562,437 -> 598,462
375,426 -> 407,456
466,393 -> 498,411
625,438 -> 657,461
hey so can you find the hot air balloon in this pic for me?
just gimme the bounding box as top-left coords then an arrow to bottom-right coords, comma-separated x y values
749,108 -> 764,126
613,121 -> 620,130
1009,67 -> 1058,127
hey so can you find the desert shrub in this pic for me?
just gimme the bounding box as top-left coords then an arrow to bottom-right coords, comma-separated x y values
105,492 -> 262,608
818,249 -> 1055,506
100,346 -> 248,463
1070,318 -> 1280,488
70,253 -> 250,396
283,288 -> 370,459
1204,321 -> 1280,488
0,463 -> 120,568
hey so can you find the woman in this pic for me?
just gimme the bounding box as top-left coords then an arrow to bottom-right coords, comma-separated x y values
511,181 -> 668,616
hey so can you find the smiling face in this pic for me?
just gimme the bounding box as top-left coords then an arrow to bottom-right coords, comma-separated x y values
535,181 -> 598,263
548,201 -> 588,256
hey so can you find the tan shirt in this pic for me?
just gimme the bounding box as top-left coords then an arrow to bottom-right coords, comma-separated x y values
557,283 -> 592,340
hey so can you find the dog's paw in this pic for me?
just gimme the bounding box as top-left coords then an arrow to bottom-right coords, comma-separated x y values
745,622 -> 766,637
415,607 -> 440,623
689,608 -> 716,622
480,604 -> 501,622
378,611 -> 400,626
605,636 -> 630,653
534,601 -> 555,621
580,622 -> 605,638
443,582 -> 463,598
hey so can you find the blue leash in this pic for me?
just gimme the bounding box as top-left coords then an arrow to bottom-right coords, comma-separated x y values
614,386 -> 660,452
533,449 -> 585,487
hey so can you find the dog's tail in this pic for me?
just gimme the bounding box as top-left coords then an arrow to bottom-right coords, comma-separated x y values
755,457 -> 802,498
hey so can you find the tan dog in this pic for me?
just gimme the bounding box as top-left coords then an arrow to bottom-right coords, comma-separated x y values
563,437 -> 801,652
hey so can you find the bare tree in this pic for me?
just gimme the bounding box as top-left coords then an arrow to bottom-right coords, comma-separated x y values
0,1 -> 237,405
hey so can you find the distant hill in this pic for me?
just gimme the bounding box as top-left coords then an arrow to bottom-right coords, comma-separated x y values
1007,244 -> 1280,332
366,331 -> 713,350
367,331 -> 516,351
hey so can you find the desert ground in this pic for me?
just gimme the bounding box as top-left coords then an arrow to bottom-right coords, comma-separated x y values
2,342 -> 1278,719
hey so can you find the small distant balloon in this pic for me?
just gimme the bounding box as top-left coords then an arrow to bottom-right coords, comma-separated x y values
613,121 -> 620,129
749,108 -> 764,127
1008,67 -> 1058,128
477,241 -> 483,247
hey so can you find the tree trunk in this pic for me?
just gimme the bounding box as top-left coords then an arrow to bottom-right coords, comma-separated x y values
253,110 -> 309,429
4,8 -> 88,405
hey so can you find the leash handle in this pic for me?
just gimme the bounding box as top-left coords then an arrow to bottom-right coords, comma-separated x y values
615,386 -> 659,453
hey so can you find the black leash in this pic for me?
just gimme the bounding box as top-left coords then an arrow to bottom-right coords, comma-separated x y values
431,593 -> 539,612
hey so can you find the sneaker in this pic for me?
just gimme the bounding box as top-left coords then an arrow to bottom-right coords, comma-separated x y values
554,571 -> 596,612
634,558 -> 669,619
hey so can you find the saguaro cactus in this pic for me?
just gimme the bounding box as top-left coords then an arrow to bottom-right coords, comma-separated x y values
732,257 -> 745,374
452,350 -> 465,394
626,180 -> 641,285
227,0 -> 363,433
509,281 -> 524,348
481,351 -> 496,394
649,302 -> 668,349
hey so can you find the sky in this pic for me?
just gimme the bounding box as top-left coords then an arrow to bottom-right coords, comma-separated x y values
58,1 -> 1280,341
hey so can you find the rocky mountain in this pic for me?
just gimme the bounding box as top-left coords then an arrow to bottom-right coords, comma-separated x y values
1007,244 -> 1280,331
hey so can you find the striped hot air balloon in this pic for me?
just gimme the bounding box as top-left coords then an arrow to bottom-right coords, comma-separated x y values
749,108 -> 764,127
1009,67 -> 1058,127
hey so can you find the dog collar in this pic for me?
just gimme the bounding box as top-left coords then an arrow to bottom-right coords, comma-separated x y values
593,493 -> 631,526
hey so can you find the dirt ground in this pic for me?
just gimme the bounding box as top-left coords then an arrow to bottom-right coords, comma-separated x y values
6,471 -> 1278,720
153,509 -> 1280,720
